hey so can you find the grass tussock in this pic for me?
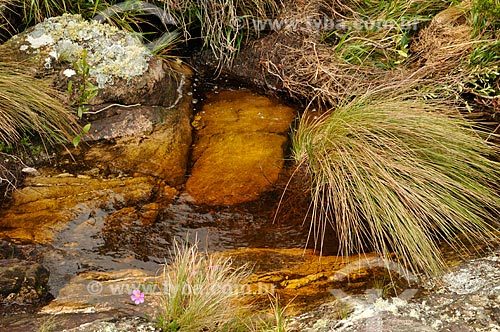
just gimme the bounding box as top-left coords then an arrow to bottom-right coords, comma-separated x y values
0,58 -> 78,146
160,0 -> 283,70
411,3 -> 474,71
156,239 -> 252,332
265,38 -> 413,107
292,91 -> 500,275
322,0 -> 451,68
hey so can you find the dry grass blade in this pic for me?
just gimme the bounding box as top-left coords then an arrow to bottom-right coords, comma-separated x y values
0,0 -> 20,41
160,0 -> 283,71
156,239 -> 251,331
265,38 -> 411,107
0,152 -> 24,201
293,91 -> 500,275
0,58 -> 78,146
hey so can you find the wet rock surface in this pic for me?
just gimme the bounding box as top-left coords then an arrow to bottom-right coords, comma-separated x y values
0,241 -> 49,306
41,269 -> 160,316
0,259 -> 48,300
0,171 -> 162,243
186,89 -> 296,205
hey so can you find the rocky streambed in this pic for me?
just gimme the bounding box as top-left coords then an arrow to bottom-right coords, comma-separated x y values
1,13 -> 500,332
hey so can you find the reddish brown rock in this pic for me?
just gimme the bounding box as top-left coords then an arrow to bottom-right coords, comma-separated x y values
186,89 -> 296,205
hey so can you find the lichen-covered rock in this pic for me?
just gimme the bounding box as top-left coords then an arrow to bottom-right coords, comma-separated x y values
2,13 -> 181,107
63,317 -> 158,332
20,14 -> 150,86
186,89 -> 296,205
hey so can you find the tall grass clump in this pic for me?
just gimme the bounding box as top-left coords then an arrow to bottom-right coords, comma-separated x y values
0,58 -> 78,146
292,90 -> 500,275
160,0 -> 283,70
156,240 -> 251,332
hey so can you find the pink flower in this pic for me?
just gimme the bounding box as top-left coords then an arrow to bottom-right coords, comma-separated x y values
130,289 -> 145,305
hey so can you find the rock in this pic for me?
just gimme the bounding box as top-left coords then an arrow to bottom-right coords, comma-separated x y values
82,90 -> 193,185
0,14 -> 194,186
0,172 -> 163,243
83,105 -> 166,141
105,202 -> 163,229
1,14 -> 181,108
21,167 -> 39,175
186,89 -> 296,205
0,259 -> 27,296
41,269 -> 161,316
187,132 -> 288,205
63,317 -> 158,332
0,240 -> 43,261
286,250 -> 500,332
0,259 -> 49,302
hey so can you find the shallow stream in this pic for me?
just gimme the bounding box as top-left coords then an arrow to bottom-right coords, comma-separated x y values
0,87 -> 343,331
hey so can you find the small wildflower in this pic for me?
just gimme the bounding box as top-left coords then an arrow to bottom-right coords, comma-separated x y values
63,69 -> 76,77
131,289 -> 145,305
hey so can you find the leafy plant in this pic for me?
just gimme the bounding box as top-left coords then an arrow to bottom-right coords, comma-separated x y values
463,0 -> 500,97
69,50 -> 98,118
66,49 -> 97,147
292,90 -> 500,276
470,0 -> 500,35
